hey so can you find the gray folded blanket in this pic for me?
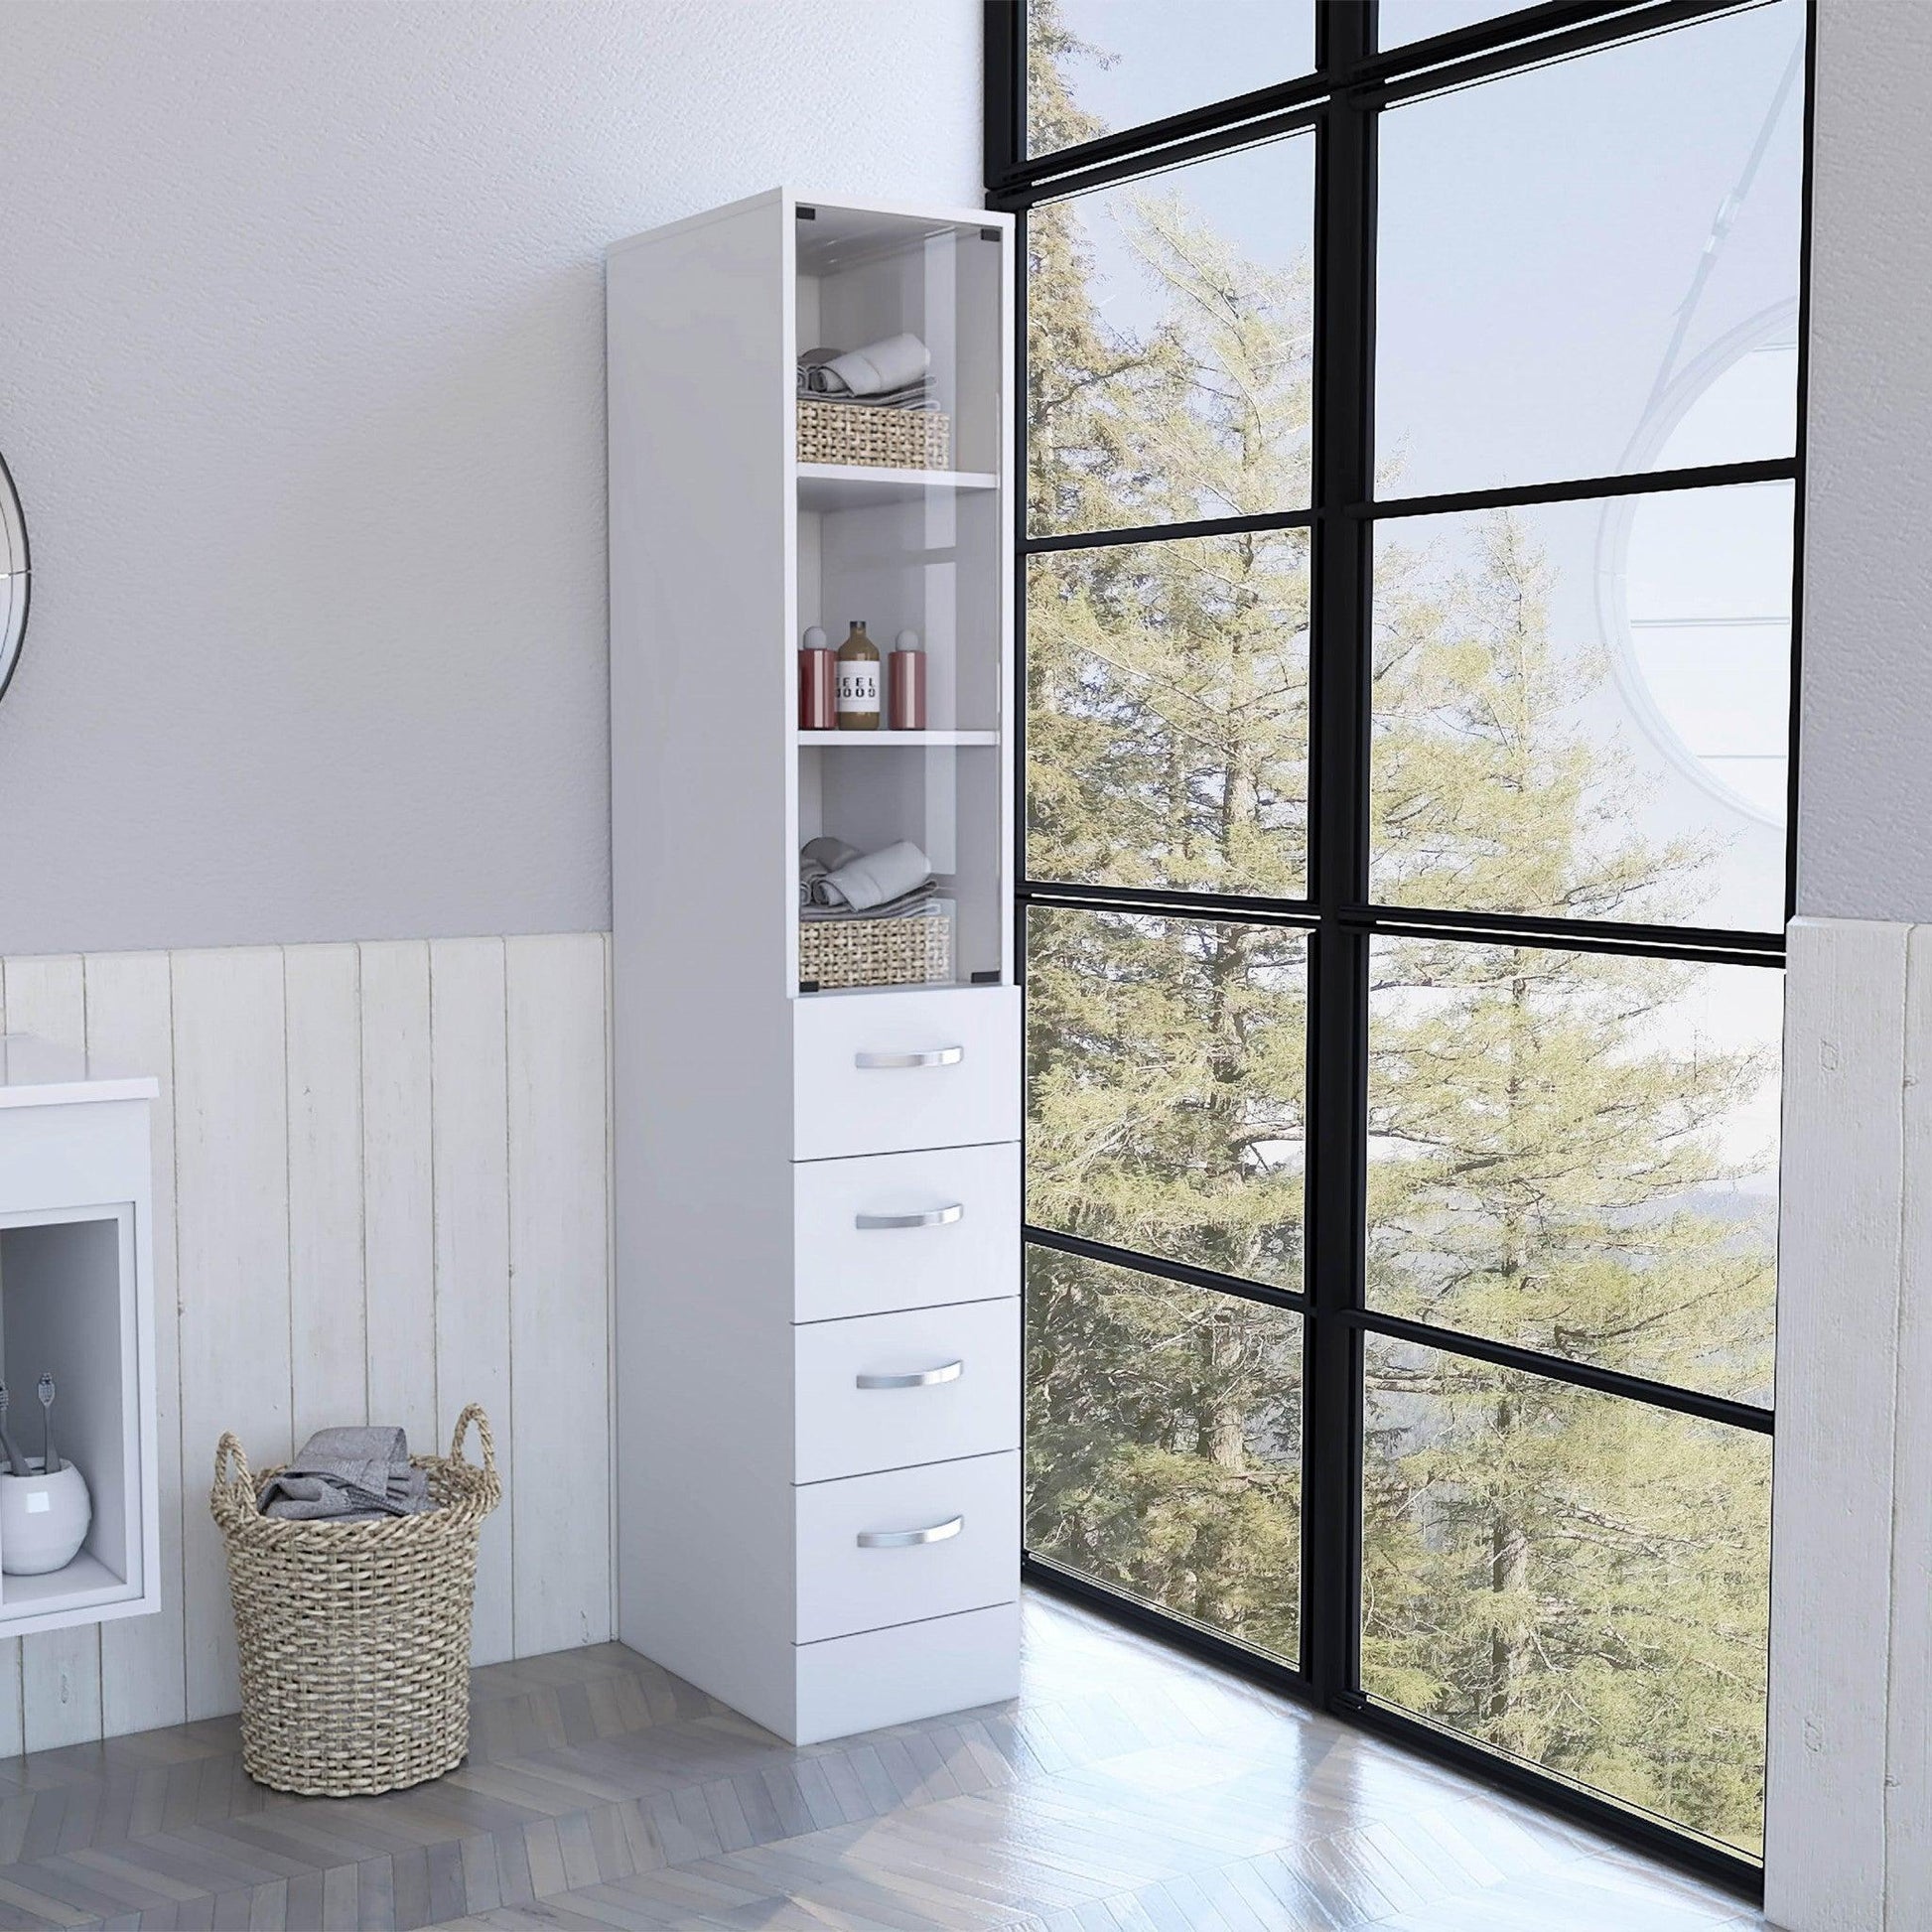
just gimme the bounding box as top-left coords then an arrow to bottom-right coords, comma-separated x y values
810,839 -> 934,912
258,1426 -> 433,1522
802,332 -> 931,398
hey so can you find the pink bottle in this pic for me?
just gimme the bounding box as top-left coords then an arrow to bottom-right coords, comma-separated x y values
889,629 -> 926,731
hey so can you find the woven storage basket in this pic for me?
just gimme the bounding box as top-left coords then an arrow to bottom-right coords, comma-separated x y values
800,913 -> 952,990
797,398 -> 950,471
210,1405 -> 501,1797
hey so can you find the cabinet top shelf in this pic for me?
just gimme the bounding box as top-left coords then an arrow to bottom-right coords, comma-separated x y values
0,1035 -> 157,1111
796,465 -> 999,511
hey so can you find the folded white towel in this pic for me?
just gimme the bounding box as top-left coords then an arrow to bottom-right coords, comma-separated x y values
810,333 -> 930,398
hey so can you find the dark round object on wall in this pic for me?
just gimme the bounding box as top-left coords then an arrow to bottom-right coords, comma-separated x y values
0,451 -> 27,706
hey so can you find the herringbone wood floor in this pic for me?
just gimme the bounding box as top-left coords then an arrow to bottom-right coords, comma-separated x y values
0,1591 -> 1767,1930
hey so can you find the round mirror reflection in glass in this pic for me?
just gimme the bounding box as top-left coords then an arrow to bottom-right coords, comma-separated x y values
0,453 -> 26,704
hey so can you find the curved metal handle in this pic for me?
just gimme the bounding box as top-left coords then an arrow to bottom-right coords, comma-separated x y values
855,1203 -> 964,1230
853,1045 -> 963,1069
856,1360 -> 964,1391
857,1515 -> 963,1549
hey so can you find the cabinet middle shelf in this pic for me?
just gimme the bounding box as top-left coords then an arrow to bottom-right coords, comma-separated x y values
794,729 -> 999,748
797,465 -> 999,510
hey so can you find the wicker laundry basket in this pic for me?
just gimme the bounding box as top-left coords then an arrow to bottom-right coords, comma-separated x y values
209,1405 -> 500,1797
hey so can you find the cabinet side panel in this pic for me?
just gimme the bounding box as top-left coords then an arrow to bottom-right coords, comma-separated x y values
609,198 -> 797,1725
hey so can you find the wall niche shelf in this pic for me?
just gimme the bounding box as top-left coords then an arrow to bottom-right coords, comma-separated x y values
611,188 -> 1019,1745
0,1035 -> 159,1638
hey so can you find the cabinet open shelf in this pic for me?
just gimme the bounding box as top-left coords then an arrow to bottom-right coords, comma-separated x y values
796,465 -> 999,510
795,729 -> 999,748
0,1041 -> 158,1639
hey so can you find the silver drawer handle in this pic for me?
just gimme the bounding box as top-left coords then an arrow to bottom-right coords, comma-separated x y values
857,1515 -> 963,1549
853,1045 -> 964,1069
856,1360 -> 964,1391
855,1203 -> 964,1230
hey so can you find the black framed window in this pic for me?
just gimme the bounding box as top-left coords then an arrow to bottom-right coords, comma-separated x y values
989,0 -> 1807,1892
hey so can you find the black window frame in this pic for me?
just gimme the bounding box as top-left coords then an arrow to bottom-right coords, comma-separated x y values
988,0 -> 1811,1898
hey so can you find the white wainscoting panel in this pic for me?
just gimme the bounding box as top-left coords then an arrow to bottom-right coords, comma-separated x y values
1766,916 -> 1919,1932
0,933 -> 613,1747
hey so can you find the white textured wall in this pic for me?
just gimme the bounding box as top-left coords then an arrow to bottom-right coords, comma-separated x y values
0,0 -> 980,955
1796,0 -> 1932,922
0,933 -> 611,1750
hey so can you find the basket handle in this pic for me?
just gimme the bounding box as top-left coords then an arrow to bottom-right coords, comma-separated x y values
450,1404 -> 496,1477
213,1432 -> 254,1502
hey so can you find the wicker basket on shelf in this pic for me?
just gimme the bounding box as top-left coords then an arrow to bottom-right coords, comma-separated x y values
209,1405 -> 500,1797
800,913 -> 952,990
797,398 -> 950,471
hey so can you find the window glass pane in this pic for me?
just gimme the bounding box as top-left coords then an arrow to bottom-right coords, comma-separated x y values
1362,1337 -> 1770,1857
1027,532 -> 1310,897
1028,1244 -> 1303,1660
1027,0 -> 1314,159
1027,134 -> 1314,537
1376,0 -> 1804,496
1367,937 -> 1780,1407
1370,483 -> 1792,933
1027,906 -> 1308,1292
1378,0 -> 1526,48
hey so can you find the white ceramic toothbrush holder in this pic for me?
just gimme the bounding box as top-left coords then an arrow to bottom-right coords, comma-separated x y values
0,1459 -> 90,1576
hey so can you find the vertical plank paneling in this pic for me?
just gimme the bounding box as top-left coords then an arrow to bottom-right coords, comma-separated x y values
0,931 -> 610,1741
1889,923 -> 1932,1928
88,951 -> 188,1738
359,942 -> 436,1449
172,948 -> 290,1721
0,973 -> 15,1758
1765,916 -> 1909,1932
285,944 -> 367,1440
4,955 -> 105,1751
429,938 -> 513,1665
506,934 -> 611,1654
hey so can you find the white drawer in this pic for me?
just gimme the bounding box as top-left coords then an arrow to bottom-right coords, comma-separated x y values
793,986 -> 1020,1161
793,1143 -> 1019,1321
792,1601 -> 1021,1745
794,1450 -> 1018,1644
794,1300 -> 1019,1484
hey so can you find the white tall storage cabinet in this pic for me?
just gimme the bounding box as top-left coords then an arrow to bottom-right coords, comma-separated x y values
609,191 -> 1021,1744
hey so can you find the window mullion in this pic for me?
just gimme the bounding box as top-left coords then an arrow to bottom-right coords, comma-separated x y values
1304,1 -> 1376,1706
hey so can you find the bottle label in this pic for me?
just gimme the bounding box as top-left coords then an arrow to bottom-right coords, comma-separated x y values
836,665 -> 880,713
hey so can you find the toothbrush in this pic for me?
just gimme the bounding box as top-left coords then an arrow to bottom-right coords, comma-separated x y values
0,1385 -> 31,1478
37,1375 -> 56,1475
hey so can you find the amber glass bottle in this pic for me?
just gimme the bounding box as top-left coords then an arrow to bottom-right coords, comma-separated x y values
834,621 -> 881,729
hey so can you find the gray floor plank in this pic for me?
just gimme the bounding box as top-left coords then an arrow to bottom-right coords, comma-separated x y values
0,1594 -> 1767,1932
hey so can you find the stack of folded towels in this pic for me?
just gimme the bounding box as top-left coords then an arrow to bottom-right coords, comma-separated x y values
801,837 -> 941,920
797,333 -> 937,413
257,1426 -> 433,1522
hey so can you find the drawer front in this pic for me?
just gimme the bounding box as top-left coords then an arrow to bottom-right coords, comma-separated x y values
793,1143 -> 1019,1322
793,986 -> 1020,1161
794,1450 -> 1018,1644
795,1299 -> 1020,1484
792,1601 -> 1021,1745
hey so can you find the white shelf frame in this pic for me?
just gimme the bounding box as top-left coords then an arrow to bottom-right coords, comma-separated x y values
0,1044 -> 158,1639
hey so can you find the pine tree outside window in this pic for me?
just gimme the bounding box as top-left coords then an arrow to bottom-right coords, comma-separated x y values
988,0 -> 1806,1891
